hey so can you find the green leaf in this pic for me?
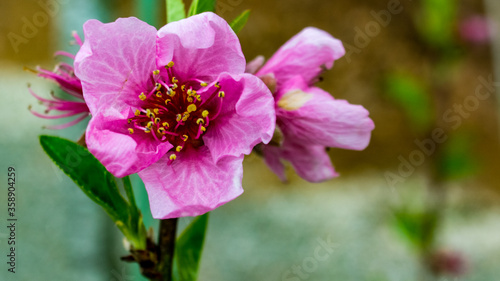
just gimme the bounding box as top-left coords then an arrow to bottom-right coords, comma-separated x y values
416,0 -> 457,49
437,132 -> 478,180
39,135 -> 146,249
385,73 -> 434,133
167,0 -> 186,23
187,0 -> 216,17
173,213 -> 209,281
230,10 -> 250,34
393,209 -> 437,251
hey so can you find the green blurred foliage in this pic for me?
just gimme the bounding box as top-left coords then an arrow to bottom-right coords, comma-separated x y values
416,0 -> 458,50
437,132 -> 478,180
384,73 -> 435,133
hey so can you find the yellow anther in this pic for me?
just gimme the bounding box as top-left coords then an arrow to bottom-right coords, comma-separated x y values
139,92 -> 147,101
145,129 -> 151,133
167,89 -> 175,97
158,127 -> 166,134
165,99 -> 171,105
153,69 -> 160,75
162,122 -> 169,127
196,118 -> 205,125
169,154 -> 177,161
215,82 -> 220,88
200,82 -> 208,87
156,91 -> 162,98
176,146 -> 183,152
166,61 -> 175,68
146,121 -> 154,129
146,109 -> 155,118
218,91 -> 225,98
202,110 -> 209,118
135,109 -> 141,116
127,119 -> 132,124
153,108 -> 160,115
187,97 -> 194,103
201,126 -> 206,132
196,95 -> 201,101
176,114 -> 182,122
155,117 -> 161,124
156,83 -> 161,90
187,89 -> 193,96
181,85 -> 186,92
182,113 -> 190,122
128,128 -> 134,134
182,135 -> 189,141
172,84 -> 178,89
172,77 -> 178,83
187,104 -> 197,113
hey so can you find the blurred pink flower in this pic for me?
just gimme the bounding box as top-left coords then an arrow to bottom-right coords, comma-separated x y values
250,28 -> 375,182
460,15 -> 492,44
429,249 -> 467,277
74,13 -> 275,219
28,32 -> 89,129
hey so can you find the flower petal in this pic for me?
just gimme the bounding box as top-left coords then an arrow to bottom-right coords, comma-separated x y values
74,17 -> 157,114
202,73 -> 275,163
281,139 -> 338,183
86,108 -> 172,178
138,146 -> 244,219
277,86 -> 374,151
261,145 -> 287,182
256,27 -> 345,87
156,12 -> 245,81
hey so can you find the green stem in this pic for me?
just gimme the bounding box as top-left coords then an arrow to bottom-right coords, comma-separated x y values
158,218 -> 178,281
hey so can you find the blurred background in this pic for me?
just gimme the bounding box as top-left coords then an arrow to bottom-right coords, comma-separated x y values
1,0 -> 500,280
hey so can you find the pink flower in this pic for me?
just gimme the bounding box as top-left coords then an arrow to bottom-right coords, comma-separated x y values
28,32 -> 89,129
460,15 -> 493,44
250,28 -> 375,182
74,13 -> 275,219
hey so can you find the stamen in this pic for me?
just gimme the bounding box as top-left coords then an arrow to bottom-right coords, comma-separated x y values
200,82 -> 208,87
196,118 -> 205,125
146,109 -> 155,118
128,128 -> 134,134
172,77 -> 178,83
169,154 -> 177,161
146,121 -> 154,129
215,82 -> 221,88
153,108 -> 160,115
176,146 -> 183,152
135,110 -> 141,116
153,70 -> 160,75
202,110 -> 209,118
156,91 -> 163,98
155,117 -> 161,124
166,61 -> 175,68
181,135 -> 188,141
187,104 -> 197,113
218,91 -> 225,98
176,114 -> 182,122
155,83 -> 161,90
162,122 -> 169,127
139,92 -> 147,101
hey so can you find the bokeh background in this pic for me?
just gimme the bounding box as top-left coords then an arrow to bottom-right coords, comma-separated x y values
1,0 -> 500,280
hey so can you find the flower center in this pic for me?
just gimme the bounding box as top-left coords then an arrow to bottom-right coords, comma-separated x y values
127,61 -> 225,161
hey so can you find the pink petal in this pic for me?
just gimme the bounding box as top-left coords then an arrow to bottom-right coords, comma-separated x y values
256,27 -> 345,87
261,145 -> 287,182
86,108 -> 173,178
280,139 -> 338,183
202,73 -> 275,163
138,146 -> 244,219
277,84 -> 374,151
156,12 -> 245,82
74,17 -> 157,114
